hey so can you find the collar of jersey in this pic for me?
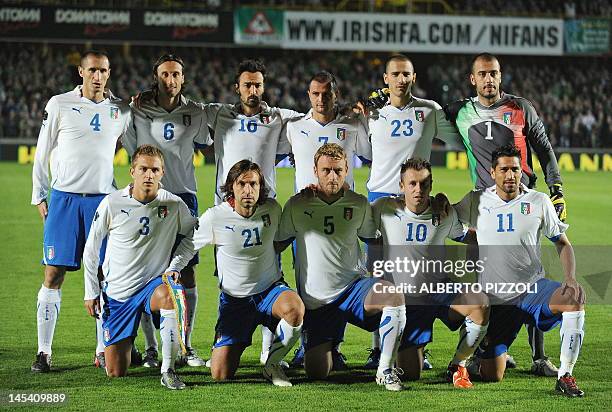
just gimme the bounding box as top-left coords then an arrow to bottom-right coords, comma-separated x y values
123,184 -> 162,205
486,183 -> 529,203
74,85 -> 113,104
304,108 -> 344,126
470,92 -> 509,110
315,189 -> 346,205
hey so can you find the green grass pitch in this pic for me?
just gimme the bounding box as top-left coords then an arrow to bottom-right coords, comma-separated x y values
0,162 -> 610,411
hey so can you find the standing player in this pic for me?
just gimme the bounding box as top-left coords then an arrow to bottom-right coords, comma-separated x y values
284,70 -> 371,368
445,53 -> 566,375
192,160 -> 304,387
31,50 -> 131,372
202,59 -> 301,365
454,144 -> 585,397
364,54 -> 460,369
122,54 -> 210,368
372,158 -> 489,388
286,70 -> 371,191
83,145 -> 197,390
276,144 -> 407,391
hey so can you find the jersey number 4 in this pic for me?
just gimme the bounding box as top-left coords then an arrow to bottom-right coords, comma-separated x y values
90,113 -> 101,132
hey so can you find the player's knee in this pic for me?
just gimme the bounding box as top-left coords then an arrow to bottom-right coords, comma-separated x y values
153,287 -> 174,311
106,366 -> 127,378
304,362 -> 330,380
282,301 -> 305,326
211,367 -> 234,381
376,280 -> 405,307
480,369 -> 504,382
180,267 -> 196,288
43,266 -> 65,288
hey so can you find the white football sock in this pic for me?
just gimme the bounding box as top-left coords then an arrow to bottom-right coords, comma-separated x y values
184,287 -> 198,348
261,325 -> 274,357
372,330 -> 381,350
37,285 -> 61,355
558,310 -> 585,378
377,305 -> 406,374
140,313 -> 158,351
95,316 -> 105,354
451,317 -> 489,367
266,319 -> 302,366
159,308 -> 179,374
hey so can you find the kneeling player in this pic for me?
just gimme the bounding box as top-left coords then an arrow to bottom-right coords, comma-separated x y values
455,144 -> 586,397
372,158 -> 489,388
276,144 -> 406,391
193,160 -> 304,387
83,145 -> 198,389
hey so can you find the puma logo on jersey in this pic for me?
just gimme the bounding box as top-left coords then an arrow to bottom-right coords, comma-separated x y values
225,225 -> 236,232
145,114 -> 154,121
482,206 -> 493,214
121,209 -> 131,216
379,114 -> 387,120
72,107 -> 82,114
304,210 -> 314,218
300,130 -> 309,137
393,211 -> 402,220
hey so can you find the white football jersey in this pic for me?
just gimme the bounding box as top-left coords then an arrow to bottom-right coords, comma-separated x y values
454,186 -> 568,299
278,190 -> 378,309
32,87 -> 131,204
204,102 -> 301,204
367,97 -> 460,195
122,95 -> 211,195
286,110 -> 371,191
83,186 -> 198,302
372,196 -> 467,292
193,199 -> 282,298
373,196 -> 467,246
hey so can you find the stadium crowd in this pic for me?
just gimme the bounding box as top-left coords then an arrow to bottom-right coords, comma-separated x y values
0,43 -> 609,148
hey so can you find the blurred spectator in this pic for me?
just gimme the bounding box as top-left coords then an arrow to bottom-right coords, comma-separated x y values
0,43 -> 609,148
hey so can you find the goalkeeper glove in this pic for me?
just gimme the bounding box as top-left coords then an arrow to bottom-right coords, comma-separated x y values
549,184 -> 567,222
364,88 -> 389,109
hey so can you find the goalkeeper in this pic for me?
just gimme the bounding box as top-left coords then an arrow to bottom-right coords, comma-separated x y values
443,53 -> 567,377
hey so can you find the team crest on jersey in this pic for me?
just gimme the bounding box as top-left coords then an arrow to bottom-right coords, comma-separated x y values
344,207 -> 353,221
47,246 -> 55,260
415,110 -> 425,122
262,214 -> 271,227
260,114 -> 271,124
503,112 -> 512,125
432,214 -> 441,227
110,107 -> 119,119
336,128 -> 347,141
520,202 -> 531,215
104,328 -> 110,342
158,206 -> 168,218
183,114 -> 191,126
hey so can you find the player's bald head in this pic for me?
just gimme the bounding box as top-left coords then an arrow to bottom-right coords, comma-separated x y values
471,53 -> 501,74
385,54 -> 413,73
80,50 -> 109,68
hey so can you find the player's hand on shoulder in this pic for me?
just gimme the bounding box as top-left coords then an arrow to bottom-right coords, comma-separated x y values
35,200 -> 48,222
299,184 -> 320,199
431,192 -> 451,224
131,89 -> 154,109
84,297 -> 101,318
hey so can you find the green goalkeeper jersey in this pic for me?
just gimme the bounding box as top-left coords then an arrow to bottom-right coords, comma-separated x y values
445,92 -> 562,190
